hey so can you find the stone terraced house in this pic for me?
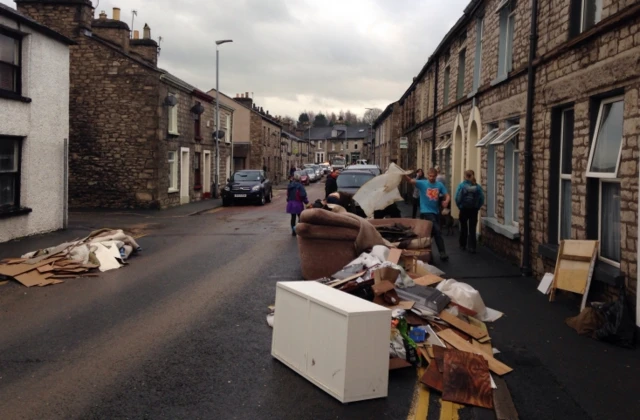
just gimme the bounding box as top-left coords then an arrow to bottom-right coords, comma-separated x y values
15,0 -> 233,209
374,0 -> 640,320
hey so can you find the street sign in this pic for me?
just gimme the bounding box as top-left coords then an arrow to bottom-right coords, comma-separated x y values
399,137 -> 408,149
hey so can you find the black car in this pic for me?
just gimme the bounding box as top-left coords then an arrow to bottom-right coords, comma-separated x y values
222,170 -> 273,206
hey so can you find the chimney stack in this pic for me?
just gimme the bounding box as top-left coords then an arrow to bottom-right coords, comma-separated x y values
133,30 -> 140,39
234,92 -> 254,109
113,7 -> 121,21
143,23 -> 151,39
99,10 -> 107,20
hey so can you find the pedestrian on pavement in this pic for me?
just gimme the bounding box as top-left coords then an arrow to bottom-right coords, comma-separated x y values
455,169 -> 485,253
435,166 -> 446,185
406,168 -> 450,261
325,169 -> 339,198
286,173 -> 309,236
289,166 -> 296,180
412,169 -> 425,219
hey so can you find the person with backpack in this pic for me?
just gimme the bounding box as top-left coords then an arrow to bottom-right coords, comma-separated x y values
286,173 -> 309,236
455,169 -> 485,253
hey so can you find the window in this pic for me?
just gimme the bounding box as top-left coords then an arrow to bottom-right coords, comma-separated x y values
263,127 -> 266,145
168,151 -> 178,192
475,126 -> 499,148
168,93 -> 178,135
487,145 -> 497,217
0,32 -> 21,95
318,141 -> 322,150
194,152 -> 201,190
472,17 -> 484,92
332,142 -> 335,152
496,0 -> 516,80
587,96 -> 624,265
443,66 -> 451,106
0,138 -> 20,209
490,124 -> 520,145
457,49 -> 466,100
504,138 -> 520,226
354,143 -> 358,150
225,114 -> 231,143
559,109 -> 574,241
194,105 -> 202,141
346,141 -> 349,150
570,0 -> 602,36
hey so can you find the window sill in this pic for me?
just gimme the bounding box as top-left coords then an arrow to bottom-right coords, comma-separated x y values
0,90 -> 32,103
482,217 -> 520,240
168,131 -> 180,137
467,89 -> 478,99
537,243 -> 625,287
490,74 -> 509,87
0,206 -> 33,219
194,136 -> 203,142
168,188 -> 179,194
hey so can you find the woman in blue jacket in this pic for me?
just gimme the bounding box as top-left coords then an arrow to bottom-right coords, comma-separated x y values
455,169 -> 485,253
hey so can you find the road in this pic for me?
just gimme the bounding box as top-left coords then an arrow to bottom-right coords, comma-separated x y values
0,181 -> 415,420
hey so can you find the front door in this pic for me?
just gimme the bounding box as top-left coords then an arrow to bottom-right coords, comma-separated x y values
180,147 -> 190,204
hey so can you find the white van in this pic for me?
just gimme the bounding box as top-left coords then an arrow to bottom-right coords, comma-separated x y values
355,159 -> 367,165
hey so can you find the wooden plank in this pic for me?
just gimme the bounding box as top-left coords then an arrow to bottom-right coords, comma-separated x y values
14,271 -> 55,287
329,271 -> 366,288
413,274 -> 444,287
472,339 -> 494,356
433,345 -> 445,373
387,248 -> 402,265
419,358 -> 443,392
389,358 -> 412,370
439,400 -> 463,420
439,310 -> 488,340
443,348 -> 493,409
437,329 -> 513,376
493,375 -> 519,420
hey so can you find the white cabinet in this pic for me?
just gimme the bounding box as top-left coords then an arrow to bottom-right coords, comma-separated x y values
271,281 -> 391,403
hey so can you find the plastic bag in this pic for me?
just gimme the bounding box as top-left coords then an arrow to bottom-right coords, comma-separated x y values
353,163 -> 411,217
593,287 -> 636,348
436,279 -> 503,322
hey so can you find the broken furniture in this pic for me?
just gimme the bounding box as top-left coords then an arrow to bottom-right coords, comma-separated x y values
271,281 -> 391,403
295,209 -> 387,280
549,240 -> 598,311
369,218 -> 432,264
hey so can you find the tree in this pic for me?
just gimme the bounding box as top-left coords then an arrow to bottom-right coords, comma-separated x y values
298,113 -> 309,124
363,108 -> 383,125
313,113 -> 329,127
328,112 -> 338,125
344,110 -> 358,125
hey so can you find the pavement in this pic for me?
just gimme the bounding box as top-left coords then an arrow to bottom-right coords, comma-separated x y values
395,200 -> 640,420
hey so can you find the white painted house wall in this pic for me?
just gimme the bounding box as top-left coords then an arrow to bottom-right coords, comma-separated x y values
0,14 -> 70,243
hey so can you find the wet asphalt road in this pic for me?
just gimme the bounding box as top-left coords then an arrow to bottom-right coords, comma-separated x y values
0,181 -> 415,420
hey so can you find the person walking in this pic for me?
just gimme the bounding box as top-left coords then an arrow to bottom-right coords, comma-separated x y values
455,169 -> 485,253
325,168 -> 339,198
286,173 -> 309,236
406,168 -> 450,261
411,169 -> 425,219
289,165 -> 296,180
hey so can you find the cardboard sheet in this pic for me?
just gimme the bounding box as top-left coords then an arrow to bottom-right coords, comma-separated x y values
93,243 -> 122,272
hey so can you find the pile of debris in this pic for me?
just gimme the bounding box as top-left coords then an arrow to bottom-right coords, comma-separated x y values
0,229 -> 141,288
269,245 -> 517,415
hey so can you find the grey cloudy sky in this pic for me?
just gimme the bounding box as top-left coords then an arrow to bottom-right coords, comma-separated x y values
3,0 -> 469,118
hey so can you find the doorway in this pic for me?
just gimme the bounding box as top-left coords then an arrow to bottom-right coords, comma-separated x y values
180,147 -> 190,204
203,150 -> 211,194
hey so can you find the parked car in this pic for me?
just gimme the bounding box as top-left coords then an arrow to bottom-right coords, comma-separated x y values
345,164 -> 382,176
305,168 -> 318,182
222,170 -> 273,206
336,169 -> 400,219
319,163 -> 331,175
295,170 -> 310,185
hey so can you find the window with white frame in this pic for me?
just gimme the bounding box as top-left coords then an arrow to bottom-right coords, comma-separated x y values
496,0 -> 516,81
223,114 -> 230,143
559,109 -> 574,241
332,142 -> 335,152
487,145 -> 497,218
168,93 -> 179,135
472,17 -> 484,93
318,141 -> 322,149
570,0 -> 602,36
0,137 -> 21,209
504,140 -> 520,226
168,151 -> 178,192
0,32 -> 21,95
587,96 -> 624,265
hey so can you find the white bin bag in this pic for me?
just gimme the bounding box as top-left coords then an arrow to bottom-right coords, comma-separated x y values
353,163 -> 412,217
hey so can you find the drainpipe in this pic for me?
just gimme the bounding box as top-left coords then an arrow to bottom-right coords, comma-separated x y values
522,0 -> 539,276
431,59 -> 439,167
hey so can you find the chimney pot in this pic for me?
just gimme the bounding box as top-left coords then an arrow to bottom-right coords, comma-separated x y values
133,30 -> 140,39
143,23 -> 151,39
245,92 -> 249,98
112,7 -> 121,21
99,10 -> 107,20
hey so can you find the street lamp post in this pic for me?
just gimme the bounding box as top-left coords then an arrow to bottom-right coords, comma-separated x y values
214,39 -> 233,199
365,107 -> 375,165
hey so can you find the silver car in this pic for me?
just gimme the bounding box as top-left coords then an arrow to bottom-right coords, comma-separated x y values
305,168 -> 317,182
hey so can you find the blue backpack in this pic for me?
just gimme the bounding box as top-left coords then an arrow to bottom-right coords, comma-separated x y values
460,184 -> 480,209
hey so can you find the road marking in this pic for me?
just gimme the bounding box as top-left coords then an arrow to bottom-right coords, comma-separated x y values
440,400 -> 462,420
204,207 -> 224,215
407,368 -> 430,420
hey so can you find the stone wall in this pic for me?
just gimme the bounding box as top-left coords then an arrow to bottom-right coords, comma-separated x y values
16,0 -> 93,39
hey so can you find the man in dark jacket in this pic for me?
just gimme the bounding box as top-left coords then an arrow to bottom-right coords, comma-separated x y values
325,169 -> 339,198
